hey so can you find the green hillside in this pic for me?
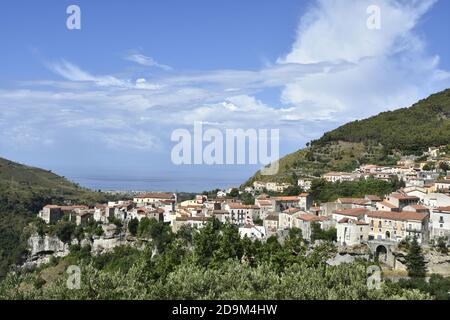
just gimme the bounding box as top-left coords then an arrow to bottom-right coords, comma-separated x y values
245,88 -> 450,186
0,157 -> 115,278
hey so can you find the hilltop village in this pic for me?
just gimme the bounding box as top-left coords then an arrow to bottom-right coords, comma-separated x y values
30,146 -> 450,272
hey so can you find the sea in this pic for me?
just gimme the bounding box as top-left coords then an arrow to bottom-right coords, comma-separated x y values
68,175 -> 245,193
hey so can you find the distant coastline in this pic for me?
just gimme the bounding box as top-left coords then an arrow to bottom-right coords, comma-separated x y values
68,175 -> 243,193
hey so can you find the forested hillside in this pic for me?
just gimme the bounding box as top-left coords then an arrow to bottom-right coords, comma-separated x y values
0,157 -> 116,278
245,88 -> 450,186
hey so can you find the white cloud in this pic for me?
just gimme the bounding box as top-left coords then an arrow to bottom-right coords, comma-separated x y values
125,53 -> 173,71
49,60 -> 128,87
277,0 -> 450,121
2,0 -> 449,162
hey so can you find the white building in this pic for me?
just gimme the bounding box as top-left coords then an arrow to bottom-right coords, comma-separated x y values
224,203 -> 258,226
365,211 -> 429,244
279,207 -> 303,230
133,192 -> 176,207
171,216 -> 209,233
430,207 -> 450,240
337,218 -> 370,246
298,179 -> 313,191
323,172 -> 356,183
263,214 -> 279,236
435,180 -> 450,192
239,225 -> 266,241
293,214 -> 332,241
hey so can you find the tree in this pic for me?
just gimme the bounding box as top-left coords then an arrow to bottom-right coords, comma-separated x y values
436,237 -> 448,254
239,192 -> 255,205
176,224 -> 194,244
422,162 -> 435,171
54,221 -> 76,243
193,219 -> 221,267
128,218 -> 139,236
228,188 -> 239,198
137,217 -> 152,238
311,223 -> 337,242
405,237 -> 427,278
439,162 -> 450,172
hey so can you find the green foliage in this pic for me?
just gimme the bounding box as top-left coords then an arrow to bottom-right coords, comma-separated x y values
283,185 -> 304,196
436,237 -> 448,254
0,218 -> 435,300
310,177 -> 398,203
54,221 -> 76,243
405,237 -> 428,278
138,218 -> 174,252
311,223 -> 337,242
0,157 -> 124,279
228,188 -> 240,198
92,246 -> 141,273
439,162 -> 450,172
316,89 -> 450,154
386,275 -> 450,300
128,218 -> 139,236
239,192 -> 255,205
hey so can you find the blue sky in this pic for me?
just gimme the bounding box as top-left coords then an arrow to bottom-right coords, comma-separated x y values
1,0 -> 450,192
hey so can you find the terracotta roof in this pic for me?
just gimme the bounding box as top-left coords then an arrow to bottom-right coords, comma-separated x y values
297,214 -> 323,222
283,207 -> 302,214
212,210 -> 229,215
227,203 -> 258,210
273,196 -> 299,201
390,193 -> 419,201
378,200 -> 398,209
257,200 -> 273,206
333,208 -> 369,217
338,217 -> 367,225
265,214 -> 279,221
436,206 -> 450,212
366,195 -> 382,201
299,193 -> 310,197
44,205 -> 60,209
61,205 -> 89,211
337,198 -> 369,205
367,211 -> 428,222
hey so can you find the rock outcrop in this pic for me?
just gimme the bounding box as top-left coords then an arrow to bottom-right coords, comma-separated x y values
327,244 -> 371,266
28,234 -> 69,258
22,234 -> 71,269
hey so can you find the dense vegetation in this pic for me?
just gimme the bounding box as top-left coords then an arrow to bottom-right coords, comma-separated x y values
0,157 -> 119,278
309,176 -> 404,203
316,89 -> 450,154
0,219 -> 432,300
245,88 -> 450,185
